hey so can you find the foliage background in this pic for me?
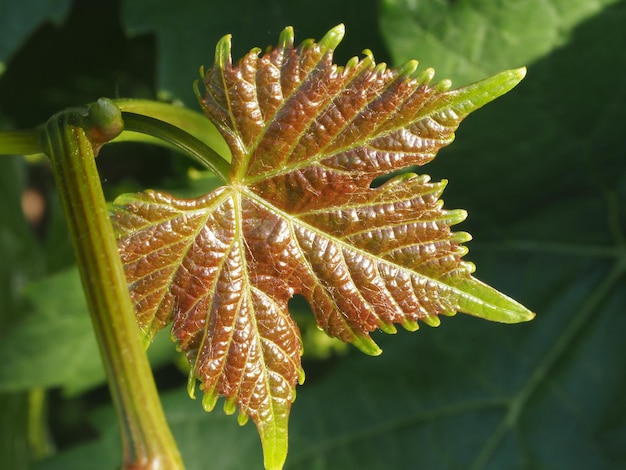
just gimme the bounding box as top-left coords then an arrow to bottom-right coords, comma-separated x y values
1,0 -> 625,468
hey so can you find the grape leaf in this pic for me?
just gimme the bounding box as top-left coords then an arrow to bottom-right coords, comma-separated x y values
379,0 -> 620,86
0,267 -> 179,396
0,0 -> 71,76
111,25 -> 533,469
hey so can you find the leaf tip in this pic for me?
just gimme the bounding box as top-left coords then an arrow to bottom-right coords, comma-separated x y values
201,387 -> 219,412
318,23 -> 345,53
447,66 -> 527,115
415,66 -> 434,85
224,395 -> 237,415
401,318 -> 420,332
514,66 -> 527,80
258,410 -> 290,470
278,26 -> 295,51
187,371 -> 197,400
352,334 -> 383,356
435,78 -> 453,92
396,59 -> 419,78
453,276 -> 536,324
215,33 -> 233,69
237,410 -> 250,426
378,321 -> 398,334
140,332 -> 152,350
498,66 -> 527,93
496,306 -> 536,324
446,208 -> 468,226
421,315 -> 441,327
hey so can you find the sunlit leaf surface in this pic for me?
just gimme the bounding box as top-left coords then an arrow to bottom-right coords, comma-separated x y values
112,25 -> 532,469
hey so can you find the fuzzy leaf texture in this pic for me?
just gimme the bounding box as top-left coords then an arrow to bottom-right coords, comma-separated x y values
111,24 -> 534,470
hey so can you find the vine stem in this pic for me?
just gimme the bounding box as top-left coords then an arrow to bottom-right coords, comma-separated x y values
40,99 -> 184,470
0,129 -> 41,155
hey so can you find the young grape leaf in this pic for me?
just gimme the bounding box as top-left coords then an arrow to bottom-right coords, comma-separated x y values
111,25 -> 534,470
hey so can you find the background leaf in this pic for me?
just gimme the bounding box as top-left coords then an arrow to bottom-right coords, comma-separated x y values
0,268 -> 178,396
1,0 -> 625,469
33,387 -> 263,470
0,154 -> 45,469
121,0 -> 390,105
0,269 -> 102,395
379,0 -> 622,85
0,0 -> 71,76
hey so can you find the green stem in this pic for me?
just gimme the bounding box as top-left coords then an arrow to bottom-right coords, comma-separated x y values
0,129 -> 42,155
27,388 -> 54,459
41,99 -> 184,470
113,99 -> 231,160
121,111 -> 231,183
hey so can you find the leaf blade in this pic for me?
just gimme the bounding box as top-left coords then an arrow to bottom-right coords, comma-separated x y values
113,24 -> 532,469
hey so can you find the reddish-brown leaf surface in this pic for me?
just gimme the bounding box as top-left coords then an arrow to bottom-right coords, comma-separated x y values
112,25 -> 532,469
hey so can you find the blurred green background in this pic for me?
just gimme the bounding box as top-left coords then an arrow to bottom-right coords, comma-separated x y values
1,0 -> 625,468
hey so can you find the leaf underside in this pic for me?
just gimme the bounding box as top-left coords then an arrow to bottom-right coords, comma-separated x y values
111,24 -> 533,469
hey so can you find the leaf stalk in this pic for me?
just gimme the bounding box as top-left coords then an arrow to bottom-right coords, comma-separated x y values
121,111 -> 231,183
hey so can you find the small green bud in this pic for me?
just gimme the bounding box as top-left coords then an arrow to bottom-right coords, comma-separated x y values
87,98 -> 124,144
